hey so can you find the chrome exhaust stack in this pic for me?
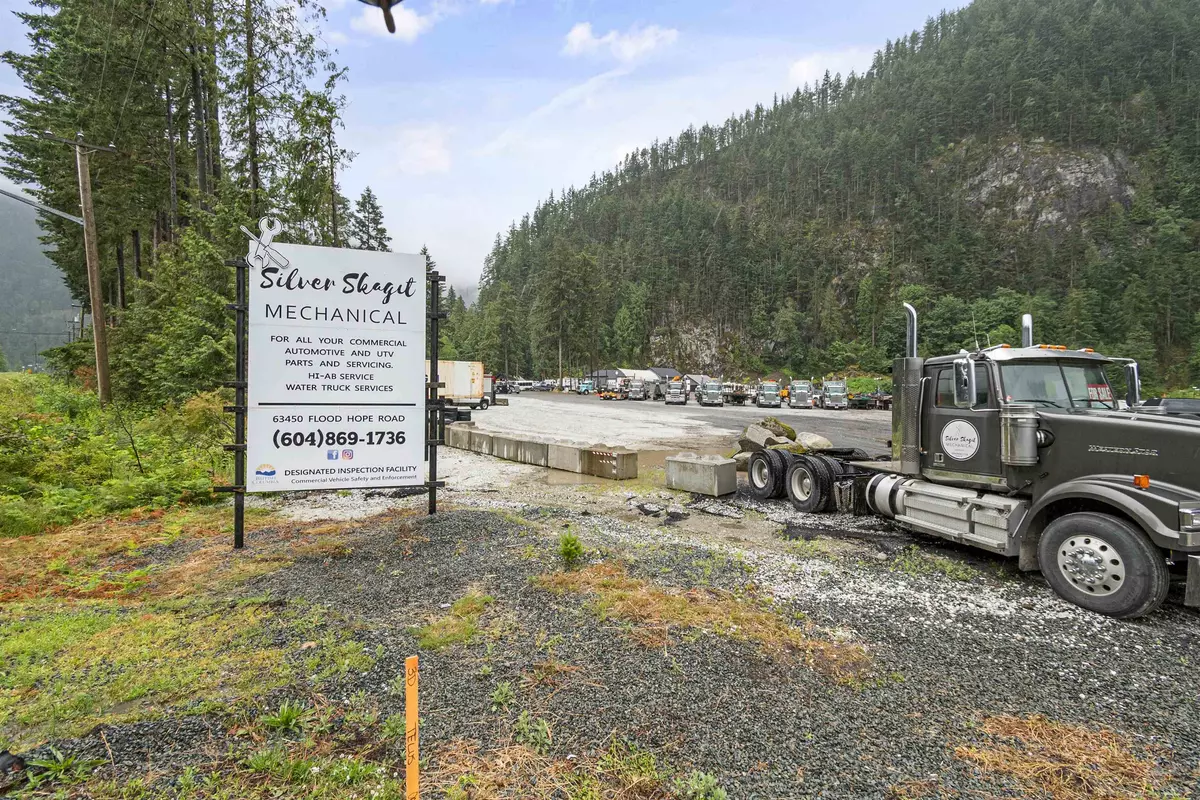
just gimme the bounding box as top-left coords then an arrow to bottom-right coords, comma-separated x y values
1021,314 -> 1034,348
905,303 -> 918,358
893,303 -> 924,475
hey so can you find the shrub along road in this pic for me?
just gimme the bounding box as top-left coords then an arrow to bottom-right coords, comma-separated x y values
2,447 -> 1198,799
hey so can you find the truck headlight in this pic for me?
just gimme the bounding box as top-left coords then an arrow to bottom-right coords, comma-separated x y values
1181,508 -> 1200,532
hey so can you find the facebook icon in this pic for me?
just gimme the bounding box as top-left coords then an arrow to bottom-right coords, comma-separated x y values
327,450 -> 340,460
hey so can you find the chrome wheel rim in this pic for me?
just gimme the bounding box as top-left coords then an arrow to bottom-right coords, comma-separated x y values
790,469 -> 812,502
751,459 -> 768,489
1057,534 -> 1126,596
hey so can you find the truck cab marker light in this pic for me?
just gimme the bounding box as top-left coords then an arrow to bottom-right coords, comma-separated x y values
1133,474 -> 1150,489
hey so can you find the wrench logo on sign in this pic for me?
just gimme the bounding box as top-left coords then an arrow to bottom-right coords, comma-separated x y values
241,216 -> 289,271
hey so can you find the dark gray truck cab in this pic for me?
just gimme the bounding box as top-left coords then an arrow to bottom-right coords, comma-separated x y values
862,308 -> 1200,617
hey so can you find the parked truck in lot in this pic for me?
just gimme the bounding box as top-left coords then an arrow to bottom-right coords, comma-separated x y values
756,380 -> 782,408
747,306 -> 1200,618
426,360 -> 491,410
700,381 -> 725,406
788,379 -> 815,408
665,381 -> 688,405
820,379 -> 848,409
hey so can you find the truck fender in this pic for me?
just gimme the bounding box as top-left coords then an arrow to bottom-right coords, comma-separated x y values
1017,477 -> 1182,570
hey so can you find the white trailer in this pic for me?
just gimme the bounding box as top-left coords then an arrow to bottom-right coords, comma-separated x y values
426,360 -> 491,409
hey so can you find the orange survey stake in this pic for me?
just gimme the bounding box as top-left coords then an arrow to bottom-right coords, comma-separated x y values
405,655 -> 419,800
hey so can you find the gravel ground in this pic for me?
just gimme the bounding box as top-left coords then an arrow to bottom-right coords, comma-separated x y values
18,443 -> 1200,798
476,393 -> 892,453
250,505 -> 1200,796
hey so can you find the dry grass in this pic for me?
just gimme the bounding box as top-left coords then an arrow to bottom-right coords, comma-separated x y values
954,714 -> 1177,800
428,737 -> 673,800
534,563 -> 872,683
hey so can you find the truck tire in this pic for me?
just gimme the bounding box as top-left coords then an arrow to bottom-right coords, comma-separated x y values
480,397 -> 490,410
1037,512 -> 1169,618
764,450 -> 788,498
748,451 -> 776,500
786,457 -> 826,513
810,456 -> 840,512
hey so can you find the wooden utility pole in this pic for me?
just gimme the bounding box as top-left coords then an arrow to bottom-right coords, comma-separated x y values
75,137 -> 114,404
40,131 -> 116,404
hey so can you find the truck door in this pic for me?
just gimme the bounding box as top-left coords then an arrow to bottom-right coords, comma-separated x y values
921,365 -> 1004,483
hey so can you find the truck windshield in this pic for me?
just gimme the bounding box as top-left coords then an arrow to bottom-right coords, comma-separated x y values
761,385 -> 778,395
827,384 -> 846,394
999,361 -> 1115,409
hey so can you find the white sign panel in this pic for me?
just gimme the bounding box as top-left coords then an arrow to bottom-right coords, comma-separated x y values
246,237 -> 426,492
940,419 -> 980,461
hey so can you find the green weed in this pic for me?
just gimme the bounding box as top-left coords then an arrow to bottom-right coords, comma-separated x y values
891,546 -> 979,582
414,590 -> 494,649
490,681 -> 515,711
674,771 -> 728,800
514,710 -> 552,754
558,532 -> 586,568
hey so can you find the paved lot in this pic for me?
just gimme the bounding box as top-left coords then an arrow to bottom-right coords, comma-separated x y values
482,391 -> 893,453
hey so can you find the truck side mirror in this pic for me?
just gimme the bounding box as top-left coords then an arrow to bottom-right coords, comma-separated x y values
1124,362 -> 1141,408
953,358 -> 976,409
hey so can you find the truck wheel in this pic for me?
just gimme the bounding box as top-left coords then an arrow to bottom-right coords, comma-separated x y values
811,456 -> 841,512
786,457 -> 825,513
764,450 -> 788,498
1037,512 -> 1169,618
748,451 -> 776,500
480,397 -> 490,410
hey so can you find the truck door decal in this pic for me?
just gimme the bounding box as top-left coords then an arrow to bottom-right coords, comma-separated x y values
940,420 -> 980,461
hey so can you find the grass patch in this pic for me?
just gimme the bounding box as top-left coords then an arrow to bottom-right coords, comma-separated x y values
954,714 -> 1177,800
415,589 -> 495,650
0,599 -> 294,749
890,546 -> 979,582
533,563 -> 872,683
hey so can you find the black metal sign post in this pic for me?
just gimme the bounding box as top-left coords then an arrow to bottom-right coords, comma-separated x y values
426,270 -> 446,514
219,256 -> 249,548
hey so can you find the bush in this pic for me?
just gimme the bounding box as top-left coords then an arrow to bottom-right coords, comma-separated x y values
558,532 -> 585,569
0,373 -> 229,537
674,771 -> 727,800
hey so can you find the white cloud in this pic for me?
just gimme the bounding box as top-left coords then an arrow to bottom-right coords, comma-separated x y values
389,124 -> 453,175
349,3 -> 437,41
328,30 -> 349,45
562,22 -> 678,64
479,0 -> 511,4
788,46 -> 876,88
320,0 -> 349,10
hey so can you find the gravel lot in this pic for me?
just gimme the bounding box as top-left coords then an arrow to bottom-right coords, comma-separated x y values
475,392 -> 892,454
14,406 -> 1200,799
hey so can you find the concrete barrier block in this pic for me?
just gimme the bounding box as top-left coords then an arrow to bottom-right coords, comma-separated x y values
548,443 -> 585,473
492,435 -> 521,461
468,429 -> 493,456
666,453 -> 737,496
444,423 -> 472,450
493,397 -> 509,406
586,447 -> 638,480
518,438 -> 549,467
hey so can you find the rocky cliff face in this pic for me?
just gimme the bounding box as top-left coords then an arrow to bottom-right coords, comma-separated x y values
966,140 -> 1138,231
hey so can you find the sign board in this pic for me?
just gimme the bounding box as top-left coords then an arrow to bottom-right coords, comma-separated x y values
245,233 -> 426,492
940,419 -> 980,461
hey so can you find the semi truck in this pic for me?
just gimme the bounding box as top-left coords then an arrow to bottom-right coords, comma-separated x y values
746,305 -> 1200,618
788,379 -> 815,409
699,381 -> 725,407
665,381 -> 689,405
756,381 -> 782,408
819,379 -> 849,409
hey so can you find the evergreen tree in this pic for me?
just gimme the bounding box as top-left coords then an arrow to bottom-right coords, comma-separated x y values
349,187 -> 391,251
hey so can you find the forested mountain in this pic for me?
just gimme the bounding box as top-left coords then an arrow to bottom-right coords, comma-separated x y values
444,0 -> 1200,391
0,200 -> 73,369
1,0 -> 388,402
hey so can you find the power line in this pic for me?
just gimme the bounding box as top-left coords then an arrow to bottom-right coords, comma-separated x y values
116,0 -> 158,138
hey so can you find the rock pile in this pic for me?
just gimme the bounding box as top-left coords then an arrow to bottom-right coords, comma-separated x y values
730,416 -> 833,471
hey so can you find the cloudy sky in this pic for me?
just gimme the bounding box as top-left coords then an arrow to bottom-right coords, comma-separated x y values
0,0 -> 964,296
